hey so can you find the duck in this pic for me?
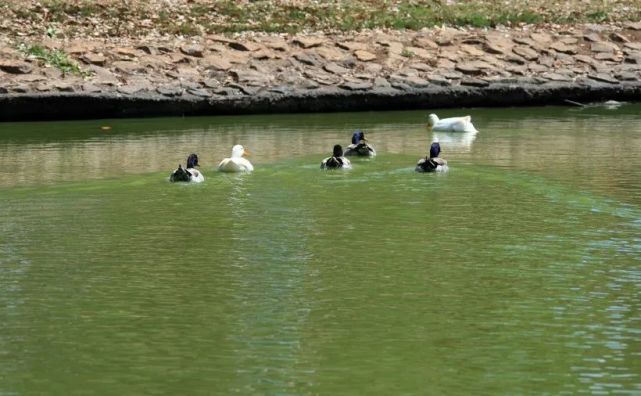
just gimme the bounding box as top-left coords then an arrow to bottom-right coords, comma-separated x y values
321,144 -> 352,170
218,144 -> 254,173
169,153 -> 205,182
603,100 -> 623,109
416,139 -> 448,173
344,130 -> 376,157
428,113 -> 478,133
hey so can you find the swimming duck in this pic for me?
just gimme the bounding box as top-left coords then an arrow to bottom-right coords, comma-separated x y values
344,130 -> 376,157
321,144 -> 352,170
169,153 -> 205,182
416,139 -> 448,173
218,144 -> 254,173
428,113 -> 478,133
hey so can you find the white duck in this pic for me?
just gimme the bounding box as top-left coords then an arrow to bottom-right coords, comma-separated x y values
169,153 -> 204,183
428,113 -> 478,133
218,144 -> 254,173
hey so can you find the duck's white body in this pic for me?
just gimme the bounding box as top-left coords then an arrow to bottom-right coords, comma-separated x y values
186,168 -> 204,182
218,145 -> 254,173
428,113 -> 478,133
218,158 -> 253,172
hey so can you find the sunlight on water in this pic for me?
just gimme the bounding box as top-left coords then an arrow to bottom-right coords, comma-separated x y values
1,106 -> 640,394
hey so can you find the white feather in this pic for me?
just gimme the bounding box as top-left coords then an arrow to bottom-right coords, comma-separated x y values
428,113 -> 478,133
186,168 -> 204,182
218,145 -> 254,173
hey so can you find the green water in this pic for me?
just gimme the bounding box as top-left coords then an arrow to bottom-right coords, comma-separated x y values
1,106 -> 640,395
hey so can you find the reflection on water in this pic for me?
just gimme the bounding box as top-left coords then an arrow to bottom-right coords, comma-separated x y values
432,129 -> 478,152
0,120 -> 460,184
1,107 -> 640,195
1,106 -> 641,394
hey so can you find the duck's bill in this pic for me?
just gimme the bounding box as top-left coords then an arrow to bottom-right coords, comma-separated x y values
243,149 -> 251,157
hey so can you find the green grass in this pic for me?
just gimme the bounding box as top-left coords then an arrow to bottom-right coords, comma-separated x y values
41,0 -> 100,21
191,1 -> 634,33
3,0 -> 641,36
587,10 -> 609,22
17,43 -> 87,76
401,49 -> 415,58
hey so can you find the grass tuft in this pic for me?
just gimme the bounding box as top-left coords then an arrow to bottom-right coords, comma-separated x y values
401,48 -> 415,58
18,43 -> 87,76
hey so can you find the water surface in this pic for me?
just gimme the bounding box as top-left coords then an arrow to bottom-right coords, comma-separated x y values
1,106 -> 640,394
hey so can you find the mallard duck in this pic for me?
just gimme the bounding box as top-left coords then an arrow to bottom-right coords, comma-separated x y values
344,130 -> 376,157
169,153 -> 205,182
416,140 -> 448,173
321,144 -> 352,170
428,113 -> 478,133
218,144 -> 254,173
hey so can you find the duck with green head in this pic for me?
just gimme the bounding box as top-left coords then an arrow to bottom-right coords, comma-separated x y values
321,144 -> 352,170
344,130 -> 376,157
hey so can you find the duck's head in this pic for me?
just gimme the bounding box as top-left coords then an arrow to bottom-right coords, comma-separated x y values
427,114 -> 439,127
231,144 -> 250,158
430,138 -> 441,158
186,153 -> 199,168
351,130 -> 366,144
333,144 -> 343,157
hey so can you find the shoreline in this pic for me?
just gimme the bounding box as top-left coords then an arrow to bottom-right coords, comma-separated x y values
2,81 -> 641,121
2,23 -> 641,121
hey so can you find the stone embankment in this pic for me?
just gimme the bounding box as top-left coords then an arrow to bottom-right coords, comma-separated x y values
1,22 -> 641,121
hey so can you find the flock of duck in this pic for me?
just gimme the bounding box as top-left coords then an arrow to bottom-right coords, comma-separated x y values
169,113 -> 478,183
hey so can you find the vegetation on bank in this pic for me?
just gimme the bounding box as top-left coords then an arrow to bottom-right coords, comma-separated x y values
1,0 -> 640,39
17,43 -> 87,76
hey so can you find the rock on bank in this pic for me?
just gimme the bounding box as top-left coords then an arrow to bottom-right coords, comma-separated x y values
1,23 -> 641,121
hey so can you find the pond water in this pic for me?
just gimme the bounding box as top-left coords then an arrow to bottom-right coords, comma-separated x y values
1,105 -> 640,394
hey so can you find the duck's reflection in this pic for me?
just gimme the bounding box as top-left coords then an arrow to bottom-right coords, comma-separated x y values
431,129 -> 479,153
